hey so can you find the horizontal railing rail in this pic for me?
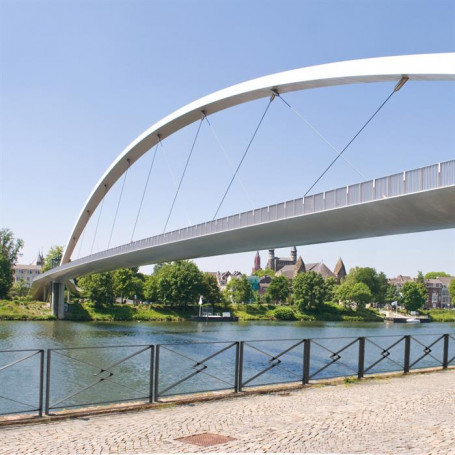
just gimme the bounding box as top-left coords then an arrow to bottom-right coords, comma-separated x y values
1,332 -> 454,418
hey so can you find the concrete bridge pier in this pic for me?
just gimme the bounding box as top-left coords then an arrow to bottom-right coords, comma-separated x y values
51,281 -> 66,320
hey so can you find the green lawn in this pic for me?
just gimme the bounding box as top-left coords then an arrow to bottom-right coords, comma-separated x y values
421,309 -> 455,322
0,299 -> 56,320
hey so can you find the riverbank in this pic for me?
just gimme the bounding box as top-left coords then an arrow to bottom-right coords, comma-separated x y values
0,299 -> 56,320
1,299 -> 454,322
0,299 -> 382,322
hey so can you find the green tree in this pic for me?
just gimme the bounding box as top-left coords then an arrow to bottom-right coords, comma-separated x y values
9,279 -> 30,298
334,281 -> 373,310
201,273 -> 222,304
113,268 -> 143,302
0,228 -> 24,265
144,274 -> 159,302
416,271 -> 425,284
449,279 -> 455,305
0,229 -> 24,299
324,276 -> 338,301
293,271 -> 327,310
345,267 -> 387,305
252,268 -> 275,278
78,272 -> 115,306
0,254 -> 12,299
424,271 -> 451,279
385,283 -> 400,305
225,275 -> 253,304
42,246 -> 63,272
266,275 -> 290,304
400,281 -> 427,312
148,261 -> 204,305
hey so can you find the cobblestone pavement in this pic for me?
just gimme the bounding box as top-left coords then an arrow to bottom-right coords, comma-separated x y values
2,370 -> 455,454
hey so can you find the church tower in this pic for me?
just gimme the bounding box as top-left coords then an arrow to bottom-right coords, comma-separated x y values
252,251 -> 261,274
267,249 -> 275,271
290,246 -> 297,263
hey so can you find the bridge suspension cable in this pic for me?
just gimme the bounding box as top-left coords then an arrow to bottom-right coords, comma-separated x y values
108,159 -> 130,249
159,138 -> 192,227
212,97 -> 273,220
90,184 -> 107,253
275,92 -> 366,180
130,142 -> 159,242
204,115 -> 255,210
163,117 -> 204,233
303,77 -> 408,196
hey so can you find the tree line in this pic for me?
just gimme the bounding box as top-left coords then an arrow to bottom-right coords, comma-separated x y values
76,262 -> 434,313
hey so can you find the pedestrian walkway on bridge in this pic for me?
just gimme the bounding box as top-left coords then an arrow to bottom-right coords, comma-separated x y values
1,369 -> 454,454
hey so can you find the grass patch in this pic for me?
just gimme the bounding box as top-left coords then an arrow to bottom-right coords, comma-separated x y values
300,302 -> 383,322
0,299 -> 56,320
421,309 -> 455,322
65,302 -> 198,321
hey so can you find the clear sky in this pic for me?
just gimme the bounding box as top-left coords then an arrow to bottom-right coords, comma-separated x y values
1,0 -> 454,278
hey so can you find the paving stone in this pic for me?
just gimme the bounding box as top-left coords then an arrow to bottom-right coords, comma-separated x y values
1,370 -> 455,453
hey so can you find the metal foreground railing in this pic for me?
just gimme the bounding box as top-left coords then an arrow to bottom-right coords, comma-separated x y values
0,349 -> 44,417
1,333 -> 454,418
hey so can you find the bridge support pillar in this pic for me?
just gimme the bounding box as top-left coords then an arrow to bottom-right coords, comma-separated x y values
51,281 -> 66,320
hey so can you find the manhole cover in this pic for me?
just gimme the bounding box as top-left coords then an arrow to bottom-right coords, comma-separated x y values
177,432 -> 236,447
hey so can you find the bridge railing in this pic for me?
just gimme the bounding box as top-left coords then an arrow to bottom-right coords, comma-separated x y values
35,159 -> 455,275
1,333 -> 454,419
126,159 -> 454,251
128,160 -> 455,249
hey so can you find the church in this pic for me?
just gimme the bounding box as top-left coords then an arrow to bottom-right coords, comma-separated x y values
252,247 -> 346,281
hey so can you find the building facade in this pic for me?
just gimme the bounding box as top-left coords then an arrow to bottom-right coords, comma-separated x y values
424,277 -> 453,308
13,253 -> 44,287
264,247 -> 346,281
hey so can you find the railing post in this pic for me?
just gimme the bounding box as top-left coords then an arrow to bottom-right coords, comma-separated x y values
443,334 -> 449,369
234,342 -> 240,393
303,339 -> 311,384
45,349 -> 51,415
149,345 -> 155,403
358,337 -> 365,379
154,345 -> 160,401
237,341 -> 244,392
404,335 -> 411,373
38,350 -> 44,417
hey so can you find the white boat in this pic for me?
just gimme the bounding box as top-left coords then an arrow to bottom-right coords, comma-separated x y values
406,318 -> 420,323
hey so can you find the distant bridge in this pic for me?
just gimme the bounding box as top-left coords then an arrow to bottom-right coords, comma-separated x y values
34,160 -> 455,306
32,53 -> 455,317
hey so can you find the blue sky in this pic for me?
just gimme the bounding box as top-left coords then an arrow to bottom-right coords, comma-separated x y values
1,0 -> 454,277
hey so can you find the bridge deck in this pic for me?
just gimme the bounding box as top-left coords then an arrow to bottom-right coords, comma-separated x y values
33,160 -> 455,292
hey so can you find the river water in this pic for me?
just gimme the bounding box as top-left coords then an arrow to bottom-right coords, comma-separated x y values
2,319 -> 455,349
1,320 -> 454,416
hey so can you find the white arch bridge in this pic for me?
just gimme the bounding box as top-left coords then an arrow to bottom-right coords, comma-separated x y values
32,53 -> 455,317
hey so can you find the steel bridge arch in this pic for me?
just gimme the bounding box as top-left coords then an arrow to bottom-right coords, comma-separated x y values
62,53 -> 455,264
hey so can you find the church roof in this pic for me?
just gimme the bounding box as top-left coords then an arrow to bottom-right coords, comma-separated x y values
295,256 -> 306,274
333,258 -> 346,278
306,262 -> 336,279
276,265 -> 296,279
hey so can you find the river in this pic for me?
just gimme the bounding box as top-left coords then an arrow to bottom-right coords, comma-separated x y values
2,319 -> 455,349
1,320 -> 454,416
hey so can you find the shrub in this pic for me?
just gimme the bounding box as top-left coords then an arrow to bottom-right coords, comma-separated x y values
273,306 -> 297,321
